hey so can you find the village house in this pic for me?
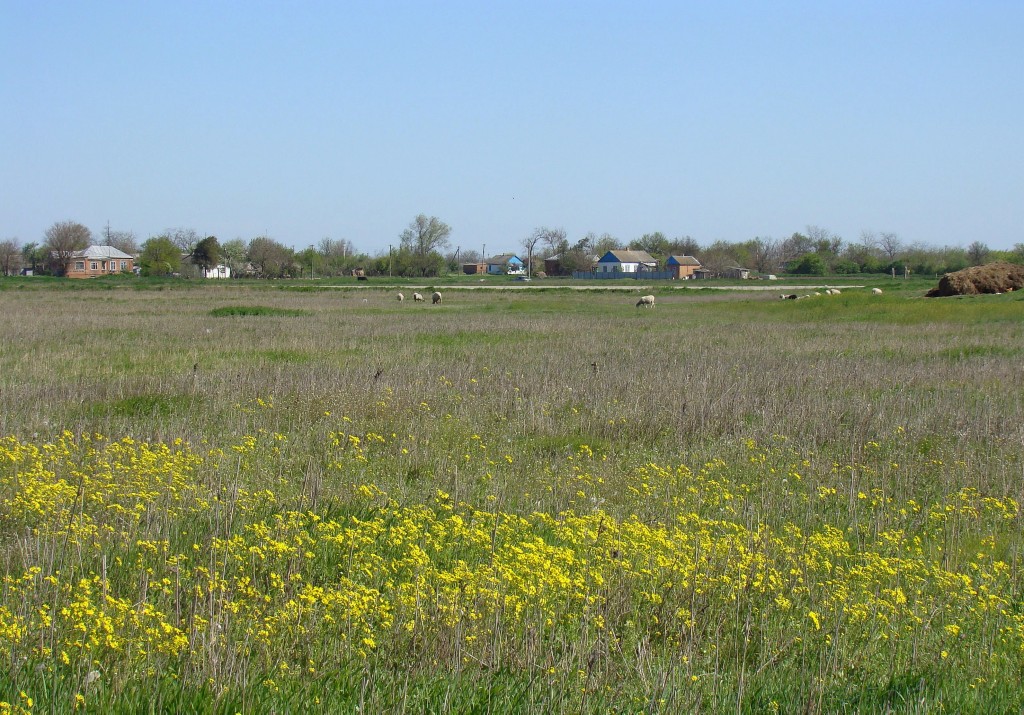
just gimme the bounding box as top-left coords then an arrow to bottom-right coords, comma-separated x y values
596,250 -> 657,274
65,246 -> 135,279
666,255 -> 702,279
202,264 -> 232,279
485,254 -> 525,275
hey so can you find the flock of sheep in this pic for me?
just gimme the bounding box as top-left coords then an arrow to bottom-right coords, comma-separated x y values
396,291 -> 442,304
780,287 -> 883,300
390,288 -> 883,307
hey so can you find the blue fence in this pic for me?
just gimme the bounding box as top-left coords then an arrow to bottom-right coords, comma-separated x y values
572,271 -> 675,280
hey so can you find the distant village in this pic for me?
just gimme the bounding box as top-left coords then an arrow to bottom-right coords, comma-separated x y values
2,217 -> 1019,280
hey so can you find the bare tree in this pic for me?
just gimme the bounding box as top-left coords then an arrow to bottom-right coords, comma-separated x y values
247,236 -> 293,278
318,237 -> 355,258
858,230 -> 879,252
0,239 -> 23,276
538,227 -> 567,258
523,227 -> 566,276
44,221 -> 92,275
748,237 -> 780,274
102,223 -> 139,255
779,232 -> 813,266
878,232 -> 902,261
166,228 -> 201,254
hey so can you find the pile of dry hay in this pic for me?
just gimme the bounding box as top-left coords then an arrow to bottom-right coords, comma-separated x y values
926,261 -> 1024,297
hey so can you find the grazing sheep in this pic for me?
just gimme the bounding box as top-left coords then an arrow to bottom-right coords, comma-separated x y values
781,294 -> 798,300
871,288 -> 883,295
831,288 -> 841,295
413,292 -> 424,302
635,294 -> 656,308
432,291 -> 442,305
397,292 -> 405,302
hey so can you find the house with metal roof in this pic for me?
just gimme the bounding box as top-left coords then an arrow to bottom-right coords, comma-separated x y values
596,250 -> 657,274
485,254 -> 525,275
65,245 -> 135,279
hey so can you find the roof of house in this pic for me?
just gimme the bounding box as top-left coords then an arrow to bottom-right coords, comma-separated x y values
667,255 -> 701,266
598,250 -> 657,264
486,253 -> 523,264
71,245 -> 135,260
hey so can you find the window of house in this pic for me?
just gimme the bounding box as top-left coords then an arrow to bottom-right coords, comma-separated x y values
75,261 -> 85,271
90,262 -> 98,270
121,261 -> 127,270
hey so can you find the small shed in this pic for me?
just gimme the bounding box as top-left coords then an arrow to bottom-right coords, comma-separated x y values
724,267 -> 751,280
462,262 -> 486,275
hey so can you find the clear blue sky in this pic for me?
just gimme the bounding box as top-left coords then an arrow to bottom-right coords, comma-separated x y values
2,1 -> 1022,253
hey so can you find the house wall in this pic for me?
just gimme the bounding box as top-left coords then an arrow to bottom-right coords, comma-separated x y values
203,265 -> 231,279
669,264 -> 698,279
66,257 -> 134,279
599,261 -> 640,273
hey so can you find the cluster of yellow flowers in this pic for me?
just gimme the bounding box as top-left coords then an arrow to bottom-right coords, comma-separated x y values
1,428 -> 1022,708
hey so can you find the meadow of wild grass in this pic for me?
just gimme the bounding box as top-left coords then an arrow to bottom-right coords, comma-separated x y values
1,281 -> 1023,713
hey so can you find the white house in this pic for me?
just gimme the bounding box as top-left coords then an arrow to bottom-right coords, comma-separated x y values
596,250 -> 657,274
202,264 -> 232,279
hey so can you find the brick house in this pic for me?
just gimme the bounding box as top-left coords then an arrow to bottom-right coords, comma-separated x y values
66,246 -> 135,278
666,255 -> 702,279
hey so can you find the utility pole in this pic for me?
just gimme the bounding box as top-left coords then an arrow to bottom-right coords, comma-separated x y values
389,245 -> 393,278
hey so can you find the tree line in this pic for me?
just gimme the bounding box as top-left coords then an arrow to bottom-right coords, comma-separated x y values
2,217 -> 1022,279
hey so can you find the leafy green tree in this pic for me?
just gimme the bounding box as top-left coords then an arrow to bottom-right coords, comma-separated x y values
140,236 -> 182,276
789,253 -> 829,275
967,241 -> 990,266
668,235 -> 700,256
591,233 -> 622,257
21,242 -> 47,274
399,215 -> 451,277
630,232 -> 671,257
220,239 -> 248,276
191,236 -> 222,271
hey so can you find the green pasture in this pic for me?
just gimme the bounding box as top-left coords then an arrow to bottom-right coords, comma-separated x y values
1,282 -> 1022,713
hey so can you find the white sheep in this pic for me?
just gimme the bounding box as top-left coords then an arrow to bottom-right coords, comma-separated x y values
397,292 -> 405,302
871,288 -> 883,295
636,294 -> 656,308
831,288 -> 841,295
432,291 -> 442,305
413,292 -> 424,302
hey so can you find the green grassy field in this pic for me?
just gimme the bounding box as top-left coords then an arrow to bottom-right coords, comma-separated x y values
1,281 -> 1022,713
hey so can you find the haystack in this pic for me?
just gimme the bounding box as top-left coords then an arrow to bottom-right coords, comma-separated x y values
925,262 -> 1024,297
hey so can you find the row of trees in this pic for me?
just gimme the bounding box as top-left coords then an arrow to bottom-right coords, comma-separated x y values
3,218 -> 1022,279
518,226 -> 1024,278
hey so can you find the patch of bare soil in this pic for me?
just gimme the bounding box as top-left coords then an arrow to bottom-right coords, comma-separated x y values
925,262 -> 1024,297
